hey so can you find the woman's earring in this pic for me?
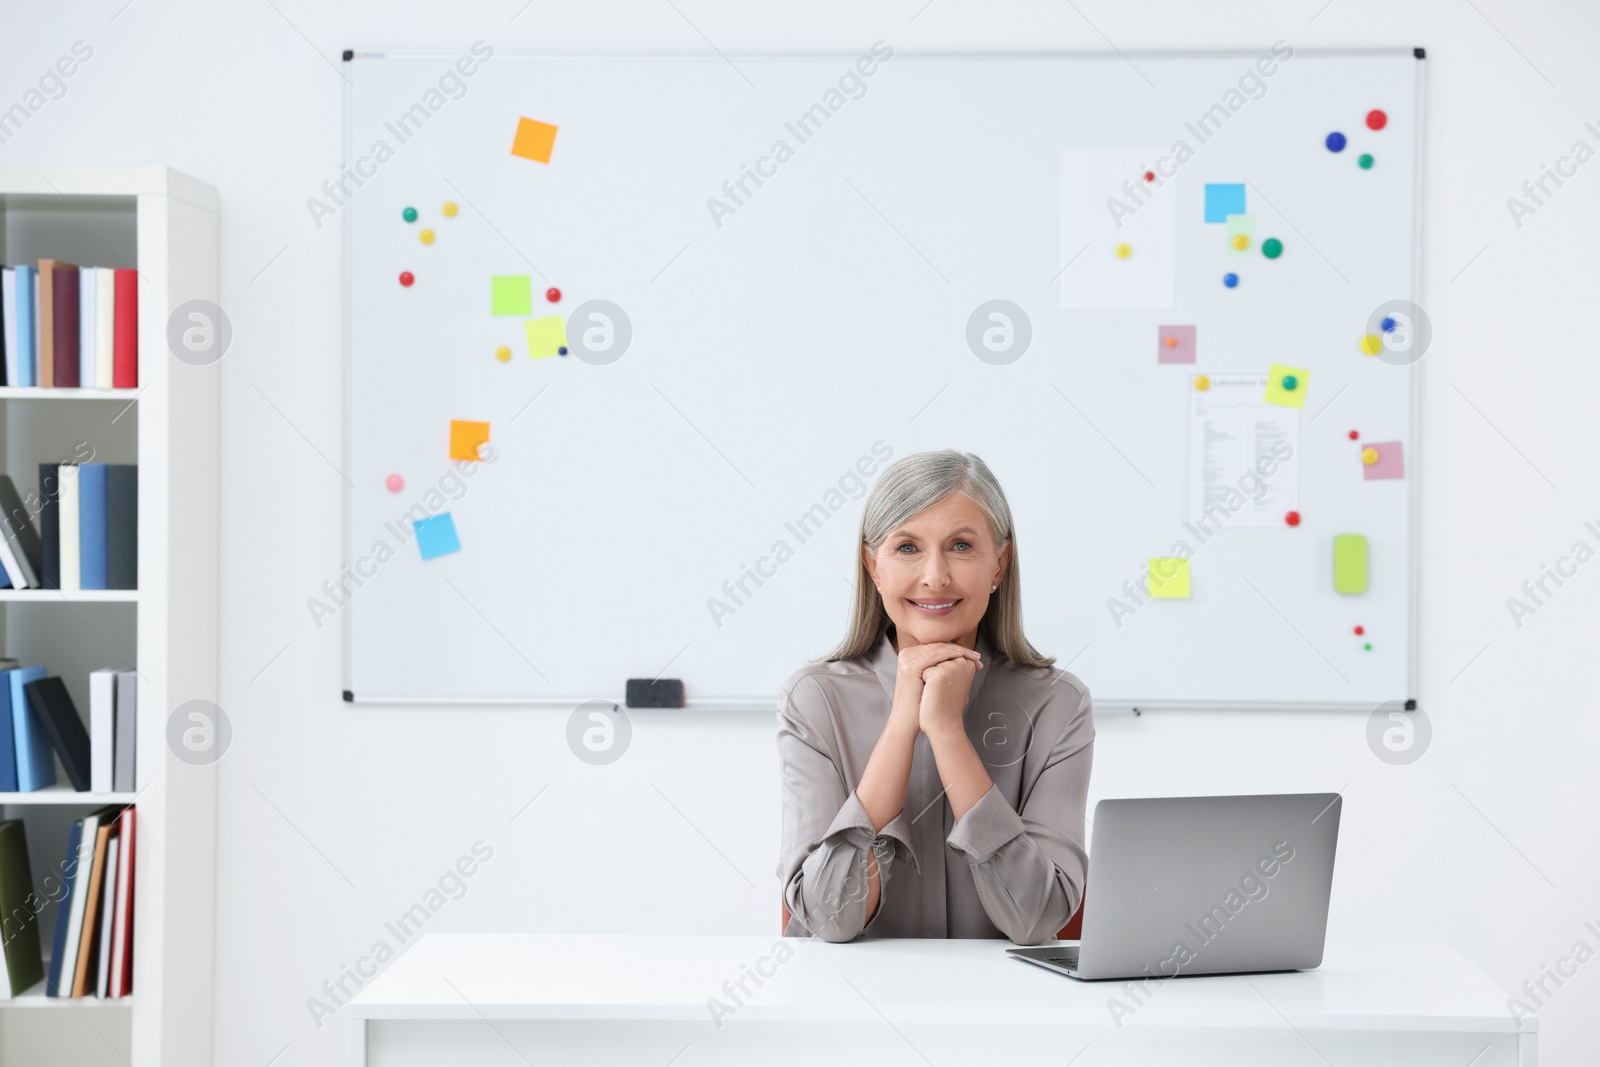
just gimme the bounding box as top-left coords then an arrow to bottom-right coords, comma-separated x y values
991,585 -> 998,593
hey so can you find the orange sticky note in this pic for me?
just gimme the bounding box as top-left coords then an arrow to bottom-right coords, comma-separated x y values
511,118 -> 558,164
449,420 -> 490,462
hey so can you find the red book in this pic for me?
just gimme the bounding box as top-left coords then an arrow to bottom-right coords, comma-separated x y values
112,270 -> 138,388
108,806 -> 135,997
52,267 -> 80,387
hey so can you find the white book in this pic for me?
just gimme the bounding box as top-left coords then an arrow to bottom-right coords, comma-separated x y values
59,463 -> 80,590
2,267 -> 16,387
94,267 -> 115,388
0,532 -> 27,589
79,267 -> 97,388
90,669 -> 118,793
57,810 -> 103,998
96,836 -> 120,998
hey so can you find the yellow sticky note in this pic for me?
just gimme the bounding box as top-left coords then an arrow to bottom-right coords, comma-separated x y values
1264,363 -> 1310,409
1147,557 -> 1191,599
449,420 -> 491,462
525,315 -> 567,359
511,118 -> 558,164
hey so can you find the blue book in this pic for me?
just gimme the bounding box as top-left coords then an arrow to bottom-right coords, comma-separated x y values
0,676 -> 16,791
44,819 -> 81,997
78,464 -> 108,590
8,666 -> 55,791
13,266 -> 35,388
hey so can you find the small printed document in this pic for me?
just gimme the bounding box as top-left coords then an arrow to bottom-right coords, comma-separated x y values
1188,372 -> 1300,528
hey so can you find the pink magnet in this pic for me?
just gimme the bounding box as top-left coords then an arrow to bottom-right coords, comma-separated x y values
386,474 -> 405,492
1157,325 -> 1196,364
1361,441 -> 1405,481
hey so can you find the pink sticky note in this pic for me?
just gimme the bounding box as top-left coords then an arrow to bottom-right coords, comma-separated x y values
1158,325 -> 1196,364
1362,441 -> 1405,480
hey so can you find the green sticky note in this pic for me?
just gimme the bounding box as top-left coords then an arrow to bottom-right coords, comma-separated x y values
1225,213 -> 1255,257
524,314 -> 567,359
1147,557 -> 1191,599
491,275 -> 533,316
1334,534 -> 1368,594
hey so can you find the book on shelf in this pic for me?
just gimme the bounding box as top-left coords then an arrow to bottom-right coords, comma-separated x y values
38,463 -> 59,590
90,670 -> 117,793
95,833 -> 119,997
1,267 -> 15,386
23,677 -> 92,792
57,464 -> 79,592
0,474 -> 44,589
0,819 -> 46,997
44,805 -> 134,999
108,806 -> 134,997
51,263 -> 80,388
72,817 -> 115,996
44,820 -> 80,996
43,463 -> 137,591
114,670 -> 136,792
1,667 -> 134,794
0,260 -> 137,390
3,666 -> 54,792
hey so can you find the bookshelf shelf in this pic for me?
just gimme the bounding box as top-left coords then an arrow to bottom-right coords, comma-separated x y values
0,590 -> 137,603
0,785 -> 139,805
4,981 -> 132,1008
0,387 -> 140,401
0,166 -> 218,1064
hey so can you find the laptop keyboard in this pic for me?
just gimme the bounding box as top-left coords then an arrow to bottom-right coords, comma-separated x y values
1044,948 -> 1080,969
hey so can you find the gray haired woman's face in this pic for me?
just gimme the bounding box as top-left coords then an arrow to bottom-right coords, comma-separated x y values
861,492 -> 1010,650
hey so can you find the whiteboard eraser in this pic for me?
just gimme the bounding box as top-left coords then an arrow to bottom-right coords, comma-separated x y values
626,679 -> 684,708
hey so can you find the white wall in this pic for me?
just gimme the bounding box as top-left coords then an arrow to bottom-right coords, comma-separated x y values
4,1 -> 1598,1063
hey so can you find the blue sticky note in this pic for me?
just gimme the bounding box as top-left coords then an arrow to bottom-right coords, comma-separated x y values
413,513 -> 461,560
1204,183 -> 1246,224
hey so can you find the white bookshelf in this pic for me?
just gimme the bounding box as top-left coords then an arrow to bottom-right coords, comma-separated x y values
0,167 -> 218,1066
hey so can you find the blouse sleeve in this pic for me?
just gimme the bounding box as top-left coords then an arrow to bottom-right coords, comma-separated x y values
946,679 -> 1094,945
776,674 -> 919,943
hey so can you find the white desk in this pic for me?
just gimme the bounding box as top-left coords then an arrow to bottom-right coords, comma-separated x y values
348,934 -> 1534,1066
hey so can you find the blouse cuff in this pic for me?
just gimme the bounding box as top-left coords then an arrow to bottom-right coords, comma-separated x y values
826,791 -> 921,874
947,783 -> 1027,864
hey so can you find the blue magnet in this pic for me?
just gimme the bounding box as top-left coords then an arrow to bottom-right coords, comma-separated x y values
1326,131 -> 1347,152
1223,273 -> 1239,288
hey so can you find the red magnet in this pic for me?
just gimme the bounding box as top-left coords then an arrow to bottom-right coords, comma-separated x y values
399,271 -> 415,287
1354,625 -> 1365,636
1143,170 -> 1155,182
1348,430 -> 1359,440
1285,511 -> 1301,527
1366,109 -> 1387,130
546,287 -> 561,303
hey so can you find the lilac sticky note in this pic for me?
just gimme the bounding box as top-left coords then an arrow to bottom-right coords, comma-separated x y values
413,513 -> 461,559
1362,441 -> 1405,481
1158,325 -> 1196,364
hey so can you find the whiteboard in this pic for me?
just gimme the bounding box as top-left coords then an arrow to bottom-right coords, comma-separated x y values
342,48 -> 1423,709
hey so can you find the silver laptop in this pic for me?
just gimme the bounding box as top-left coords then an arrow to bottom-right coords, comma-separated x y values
1008,793 -> 1340,981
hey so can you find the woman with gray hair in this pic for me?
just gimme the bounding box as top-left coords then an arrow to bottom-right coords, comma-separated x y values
777,450 -> 1093,945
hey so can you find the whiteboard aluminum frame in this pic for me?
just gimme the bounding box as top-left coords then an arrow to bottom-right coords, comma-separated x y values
339,47 -> 1426,712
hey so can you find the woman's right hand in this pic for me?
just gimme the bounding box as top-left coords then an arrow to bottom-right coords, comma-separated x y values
894,642 -> 983,708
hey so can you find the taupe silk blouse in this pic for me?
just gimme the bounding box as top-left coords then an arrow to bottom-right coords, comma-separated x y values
777,630 -> 1094,945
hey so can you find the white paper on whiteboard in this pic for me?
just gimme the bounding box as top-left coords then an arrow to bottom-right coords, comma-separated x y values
1060,148 -> 1176,310
1188,372 -> 1301,529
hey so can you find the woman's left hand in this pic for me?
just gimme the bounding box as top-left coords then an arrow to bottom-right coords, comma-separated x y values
918,655 -> 979,737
